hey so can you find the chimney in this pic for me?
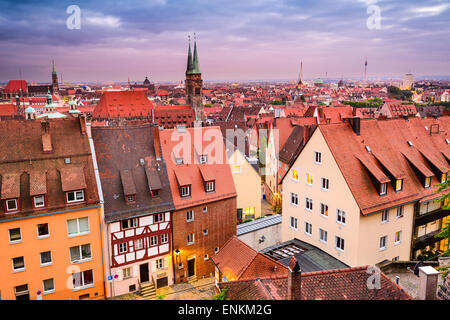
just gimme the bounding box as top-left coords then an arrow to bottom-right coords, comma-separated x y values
153,125 -> 162,160
351,117 -> 361,136
41,121 -> 53,153
417,266 -> 439,300
79,115 -> 87,135
287,257 -> 302,300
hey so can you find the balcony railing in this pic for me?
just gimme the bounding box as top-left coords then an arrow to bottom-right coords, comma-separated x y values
413,229 -> 441,250
414,208 -> 450,227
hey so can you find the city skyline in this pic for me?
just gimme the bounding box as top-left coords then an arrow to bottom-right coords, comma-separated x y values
0,0 -> 449,82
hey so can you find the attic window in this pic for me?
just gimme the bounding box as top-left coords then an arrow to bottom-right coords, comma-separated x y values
441,173 -> 448,184
395,179 -> 403,192
5,199 -> 19,212
199,155 -> 208,164
65,158 -> 71,164
126,195 -> 136,203
139,158 -> 145,166
425,177 -> 431,188
407,141 -> 413,147
175,158 -> 184,165
380,183 -> 387,196
365,146 -> 372,153
446,139 -> 450,145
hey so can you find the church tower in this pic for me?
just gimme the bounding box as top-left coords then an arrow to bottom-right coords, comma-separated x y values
185,35 -> 203,121
52,60 -> 59,94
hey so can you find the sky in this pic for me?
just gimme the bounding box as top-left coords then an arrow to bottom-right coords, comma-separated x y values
0,0 -> 449,83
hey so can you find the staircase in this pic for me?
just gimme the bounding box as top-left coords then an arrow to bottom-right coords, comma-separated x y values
140,282 -> 157,299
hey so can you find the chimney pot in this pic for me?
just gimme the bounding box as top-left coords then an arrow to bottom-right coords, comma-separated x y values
417,266 -> 439,300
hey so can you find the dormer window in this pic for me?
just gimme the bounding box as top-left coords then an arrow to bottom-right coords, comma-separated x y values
126,195 -> 136,203
33,195 -> 46,208
175,158 -> 184,165
199,155 -> 208,164
425,177 -> 431,188
180,185 -> 191,197
441,173 -> 447,184
205,181 -> 215,193
151,190 -> 160,197
66,190 -> 84,203
380,183 -> 387,196
395,179 -> 403,192
5,199 -> 19,212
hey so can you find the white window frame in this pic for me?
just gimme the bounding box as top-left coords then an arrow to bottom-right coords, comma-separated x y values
40,251 -> 52,267
306,173 -> 313,186
150,235 -> 158,246
187,233 -> 195,245
186,210 -> 194,222
72,270 -> 94,290
12,256 -> 25,272
381,210 -> 389,223
335,236 -> 345,252
67,217 -> 90,237
43,278 -> 55,295
205,181 -> 215,192
380,236 -> 387,251
154,213 -> 164,223
34,195 -> 45,208
181,185 -> 191,197
319,228 -> 328,244
156,258 -> 164,270
123,267 -> 132,279
203,229 -> 208,236
119,242 -> 128,254
122,218 -> 138,230
396,206 -> 404,218
292,169 -> 299,181
305,198 -> 313,212
37,223 -> 50,239
199,155 -> 208,164
204,254 -> 209,260
290,193 -> 298,206
161,234 -> 168,244
321,178 -> 329,191
304,222 -> 312,236
5,199 -> 18,212
314,152 -> 322,164
290,216 -> 298,230
424,177 -> 431,188
320,203 -> 329,218
66,190 -> 85,203
134,238 -> 144,250
9,228 -> 22,244
70,244 -> 92,264
394,231 -> 402,245
380,183 -> 387,196
203,207 -> 208,213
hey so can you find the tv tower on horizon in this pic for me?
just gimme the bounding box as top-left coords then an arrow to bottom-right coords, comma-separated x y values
364,58 -> 368,82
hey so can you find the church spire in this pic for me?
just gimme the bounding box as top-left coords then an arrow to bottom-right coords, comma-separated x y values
52,60 -> 56,74
186,35 -> 194,74
192,33 -> 201,74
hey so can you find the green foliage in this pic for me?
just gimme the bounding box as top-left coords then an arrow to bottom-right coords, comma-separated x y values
387,86 -> 413,100
434,181 -> 450,256
300,95 -> 306,102
343,98 -> 383,109
436,267 -> 450,279
204,104 -> 212,108
157,294 -> 166,300
270,100 -> 284,105
213,288 -> 229,300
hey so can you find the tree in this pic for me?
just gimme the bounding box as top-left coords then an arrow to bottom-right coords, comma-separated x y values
213,288 -> 229,300
434,181 -> 450,256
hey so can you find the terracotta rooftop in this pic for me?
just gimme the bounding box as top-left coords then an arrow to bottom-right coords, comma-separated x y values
92,90 -> 154,119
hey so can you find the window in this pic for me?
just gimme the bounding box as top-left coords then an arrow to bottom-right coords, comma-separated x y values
72,270 -> 94,289
215,247 -> 219,253
320,203 -> 329,217
151,189 -> 160,198
12,257 -> 25,272
121,218 -> 137,229
392,256 -> 400,261
441,173 -> 448,183
178,263 -> 184,269
161,234 -> 168,244
181,186 -> 191,197
394,231 -> 402,244
66,190 -> 84,203
305,198 -> 313,211
321,178 -> 329,191
126,195 -> 136,203
290,193 -> 298,206
315,152 -> 322,164
425,177 -> 431,188
396,206 -> 404,218
205,181 -> 215,192
33,195 -> 45,208
67,217 -> 89,236
187,233 -> 195,245
290,217 -> 298,230
306,173 -> 313,185
319,229 -> 328,243
15,284 -> 29,300
9,228 -> 21,243
305,222 -> 312,236
119,242 -> 128,254
150,236 -> 158,246
40,251 -> 52,266
381,210 -> 389,223
380,236 -> 387,250
199,155 -> 208,164
5,199 -> 18,212
154,213 -> 164,223
232,165 -> 241,173
395,179 -> 403,192
335,236 -> 345,252
123,267 -> 132,279
175,158 -> 184,165
43,279 -> 55,294
380,183 -> 387,196
156,258 -> 164,270
204,254 -> 209,260
203,207 -> 208,213
134,239 -> 144,250
186,210 -> 194,222
292,169 -> 299,180
70,244 -> 92,263
203,229 -> 208,236
37,223 -> 49,238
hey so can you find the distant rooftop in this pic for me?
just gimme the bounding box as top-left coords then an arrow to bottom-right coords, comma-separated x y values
260,238 -> 349,273
237,214 -> 282,236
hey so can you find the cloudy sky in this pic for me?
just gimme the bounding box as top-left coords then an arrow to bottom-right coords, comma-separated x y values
0,0 -> 449,82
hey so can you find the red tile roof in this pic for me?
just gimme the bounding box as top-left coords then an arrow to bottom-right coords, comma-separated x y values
0,104 -> 17,116
4,80 -> 27,93
92,90 -> 154,118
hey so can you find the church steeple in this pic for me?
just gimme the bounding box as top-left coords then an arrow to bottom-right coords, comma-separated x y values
186,36 -> 194,74
192,34 -> 201,74
51,60 -> 59,94
184,34 -> 203,122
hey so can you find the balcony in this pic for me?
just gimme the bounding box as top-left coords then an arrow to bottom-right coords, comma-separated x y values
414,208 -> 450,227
413,230 -> 441,251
